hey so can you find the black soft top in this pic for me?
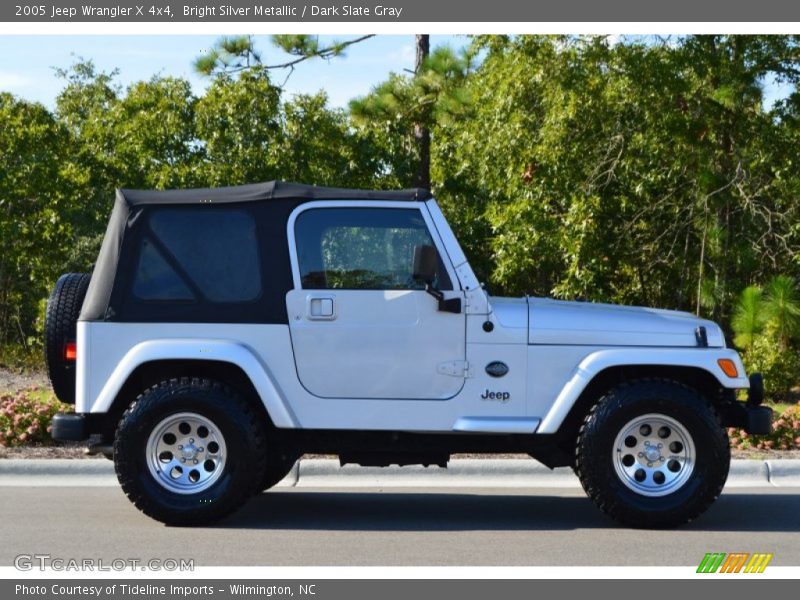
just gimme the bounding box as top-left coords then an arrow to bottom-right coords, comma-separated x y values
118,181 -> 431,206
80,181 -> 430,323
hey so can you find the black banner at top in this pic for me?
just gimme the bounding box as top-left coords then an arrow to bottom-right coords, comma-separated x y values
4,0 -> 800,22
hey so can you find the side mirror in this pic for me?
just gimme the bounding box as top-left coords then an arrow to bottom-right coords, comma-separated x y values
412,244 -> 462,314
412,244 -> 437,284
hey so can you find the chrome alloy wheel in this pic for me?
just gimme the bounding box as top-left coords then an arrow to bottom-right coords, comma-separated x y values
146,412 -> 227,494
612,413 -> 695,497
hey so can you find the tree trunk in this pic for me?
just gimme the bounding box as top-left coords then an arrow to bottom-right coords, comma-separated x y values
414,34 -> 431,190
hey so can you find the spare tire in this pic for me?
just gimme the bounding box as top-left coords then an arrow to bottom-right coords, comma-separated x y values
45,273 -> 90,404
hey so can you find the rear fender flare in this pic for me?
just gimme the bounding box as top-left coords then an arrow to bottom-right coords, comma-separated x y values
88,339 -> 297,428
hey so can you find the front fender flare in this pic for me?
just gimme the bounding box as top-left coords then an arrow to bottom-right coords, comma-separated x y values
536,347 -> 749,434
88,339 -> 298,428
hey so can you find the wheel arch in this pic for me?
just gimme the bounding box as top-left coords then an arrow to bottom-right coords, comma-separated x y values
538,348 -> 748,452
89,340 -> 297,438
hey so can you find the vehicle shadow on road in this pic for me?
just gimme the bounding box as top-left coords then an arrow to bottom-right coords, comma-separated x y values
217,490 -> 800,532
684,492 -> 800,532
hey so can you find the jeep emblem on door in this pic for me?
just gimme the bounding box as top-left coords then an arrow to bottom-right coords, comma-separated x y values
481,390 -> 511,402
485,361 -> 509,377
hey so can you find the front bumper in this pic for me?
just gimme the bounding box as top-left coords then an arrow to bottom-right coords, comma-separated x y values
720,373 -> 772,435
715,401 -> 771,435
741,373 -> 771,435
747,373 -> 764,406
718,373 -> 772,435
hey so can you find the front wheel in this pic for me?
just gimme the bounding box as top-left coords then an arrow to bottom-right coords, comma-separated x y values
114,378 -> 267,526
575,378 -> 730,528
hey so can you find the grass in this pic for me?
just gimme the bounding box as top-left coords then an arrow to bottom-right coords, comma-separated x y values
0,384 -> 55,404
0,344 -> 44,372
765,400 -> 794,416
21,388 -> 55,403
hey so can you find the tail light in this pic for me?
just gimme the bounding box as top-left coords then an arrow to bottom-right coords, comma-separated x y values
64,342 -> 77,361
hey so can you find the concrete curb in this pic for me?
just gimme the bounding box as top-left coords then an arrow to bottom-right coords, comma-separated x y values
766,460 -> 800,487
1,458 -> 799,488
0,459 -> 118,487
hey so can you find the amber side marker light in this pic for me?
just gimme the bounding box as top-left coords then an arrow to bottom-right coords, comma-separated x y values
717,358 -> 739,378
64,342 -> 77,361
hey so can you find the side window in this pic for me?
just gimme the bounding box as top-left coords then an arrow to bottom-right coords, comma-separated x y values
295,207 -> 451,291
132,208 -> 262,302
133,238 -> 194,301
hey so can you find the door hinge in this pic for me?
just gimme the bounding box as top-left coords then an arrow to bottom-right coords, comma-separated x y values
437,360 -> 473,378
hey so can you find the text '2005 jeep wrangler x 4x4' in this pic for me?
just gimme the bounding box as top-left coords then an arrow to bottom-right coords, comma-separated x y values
47,181 -> 771,528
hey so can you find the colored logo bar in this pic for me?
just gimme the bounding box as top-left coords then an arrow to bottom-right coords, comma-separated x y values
697,553 -> 773,573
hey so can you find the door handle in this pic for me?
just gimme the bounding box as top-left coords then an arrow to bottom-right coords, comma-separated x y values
306,295 -> 336,320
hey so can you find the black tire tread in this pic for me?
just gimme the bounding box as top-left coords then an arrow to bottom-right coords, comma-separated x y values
574,377 -> 730,529
113,377 -> 267,526
45,272 -> 90,404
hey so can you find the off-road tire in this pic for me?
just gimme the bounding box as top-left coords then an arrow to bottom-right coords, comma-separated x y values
44,272 -> 90,404
114,377 -> 267,526
575,378 -> 729,529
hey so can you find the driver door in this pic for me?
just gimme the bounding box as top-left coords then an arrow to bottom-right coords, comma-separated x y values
286,204 -> 466,400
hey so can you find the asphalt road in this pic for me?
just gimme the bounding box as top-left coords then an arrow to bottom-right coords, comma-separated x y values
2,486 -> 799,566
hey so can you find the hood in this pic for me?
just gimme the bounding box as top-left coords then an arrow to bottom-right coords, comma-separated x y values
490,296 -> 724,347
526,297 -> 724,347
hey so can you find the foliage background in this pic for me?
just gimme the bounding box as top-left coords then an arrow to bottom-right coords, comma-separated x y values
2,34 -> 800,399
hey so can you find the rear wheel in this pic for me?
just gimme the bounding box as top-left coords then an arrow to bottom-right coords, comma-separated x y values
114,378 -> 267,525
575,378 -> 729,528
44,272 -> 90,404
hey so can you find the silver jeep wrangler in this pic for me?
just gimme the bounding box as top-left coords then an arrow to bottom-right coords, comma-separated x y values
47,181 -> 770,527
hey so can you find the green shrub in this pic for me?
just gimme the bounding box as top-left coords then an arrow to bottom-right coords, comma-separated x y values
729,404 -> 800,451
731,276 -> 800,401
741,335 -> 800,401
0,390 -> 72,447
